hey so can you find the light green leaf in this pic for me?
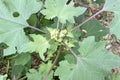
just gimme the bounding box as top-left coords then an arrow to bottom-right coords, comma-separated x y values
26,69 -> 42,80
110,74 -> 120,80
19,34 -> 50,60
109,13 -> 120,38
0,74 -> 7,80
103,0 -> 120,12
0,0 -> 42,55
55,37 -> 120,80
27,61 -> 53,80
103,0 -> 120,38
39,61 -> 52,74
41,0 -> 86,23
46,40 -> 59,60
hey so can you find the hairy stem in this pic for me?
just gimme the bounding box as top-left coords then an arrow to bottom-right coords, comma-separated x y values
71,9 -> 104,32
42,46 -> 62,80
27,26 -> 49,34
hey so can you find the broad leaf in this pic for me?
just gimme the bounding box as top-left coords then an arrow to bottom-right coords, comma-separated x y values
81,19 -> 109,41
19,34 -> 50,60
103,0 -> 120,38
0,0 -> 42,55
55,37 -> 120,80
41,0 -> 86,23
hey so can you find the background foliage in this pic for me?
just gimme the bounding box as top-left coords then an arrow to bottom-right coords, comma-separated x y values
0,0 -> 120,80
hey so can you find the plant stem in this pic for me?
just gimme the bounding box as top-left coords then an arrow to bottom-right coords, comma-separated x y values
42,46 -> 62,80
27,26 -> 49,34
71,9 -> 104,32
18,76 -> 27,80
64,43 -> 78,59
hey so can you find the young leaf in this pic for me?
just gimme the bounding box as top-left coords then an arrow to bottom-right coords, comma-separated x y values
55,37 -> 120,80
41,0 -> 86,23
46,40 -> 59,60
0,0 -> 42,55
19,34 -> 50,60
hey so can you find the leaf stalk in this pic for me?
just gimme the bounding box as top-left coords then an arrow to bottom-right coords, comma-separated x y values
27,26 -> 49,34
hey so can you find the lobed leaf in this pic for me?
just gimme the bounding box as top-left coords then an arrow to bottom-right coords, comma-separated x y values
0,0 -> 42,55
19,34 -> 50,60
55,37 -> 120,80
41,0 -> 86,23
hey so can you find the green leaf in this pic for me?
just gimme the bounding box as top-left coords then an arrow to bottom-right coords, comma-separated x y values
26,69 -> 42,80
39,61 -> 52,74
95,0 -> 105,4
109,13 -> 120,38
41,0 -> 86,23
0,0 -> 42,56
13,53 -> 31,65
110,74 -> 120,80
55,37 -> 120,80
27,61 -> 53,80
103,0 -> 120,38
12,65 -> 25,76
46,40 -> 59,60
66,23 -> 81,40
0,74 -> 7,80
81,19 -> 109,41
103,0 -> 120,12
64,54 -> 76,64
19,34 -> 50,60
27,14 -> 37,26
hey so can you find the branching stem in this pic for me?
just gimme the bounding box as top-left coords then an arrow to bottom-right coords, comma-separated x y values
42,46 -> 62,80
71,9 -> 104,32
